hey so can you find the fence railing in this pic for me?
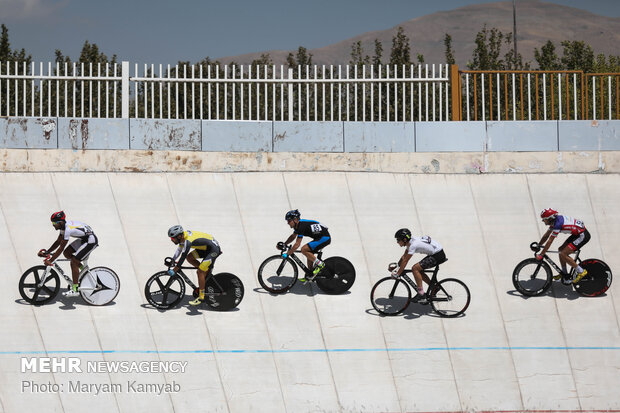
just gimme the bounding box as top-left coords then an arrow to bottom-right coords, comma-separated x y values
0,61 -> 451,121
1,61 -> 618,122
455,68 -> 620,121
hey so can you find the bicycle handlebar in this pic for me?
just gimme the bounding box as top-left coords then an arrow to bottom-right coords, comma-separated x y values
530,242 -> 541,253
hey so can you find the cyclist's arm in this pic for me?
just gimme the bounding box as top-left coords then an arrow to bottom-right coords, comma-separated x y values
285,232 -> 297,245
538,229 -> 556,256
47,238 -> 68,262
46,233 -> 63,254
174,240 -> 192,267
396,252 -> 412,276
288,236 -> 302,254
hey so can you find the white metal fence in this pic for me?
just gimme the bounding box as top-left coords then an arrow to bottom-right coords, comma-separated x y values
0,61 -> 451,121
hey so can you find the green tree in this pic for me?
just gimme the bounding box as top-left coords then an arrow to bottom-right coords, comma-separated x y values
286,46 -> 312,69
534,40 -> 561,70
468,25 -> 505,70
389,27 -> 411,67
349,41 -> 370,68
444,34 -> 455,65
560,40 -> 594,72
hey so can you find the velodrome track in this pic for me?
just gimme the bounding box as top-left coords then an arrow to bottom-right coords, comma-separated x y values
1,171 -> 619,413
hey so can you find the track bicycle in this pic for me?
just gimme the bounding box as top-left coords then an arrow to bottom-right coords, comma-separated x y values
257,242 -> 355,294
19,250 -> 120,306
512,242 -> 612,297
370,261 -> 470,317
144,257 -> 244,310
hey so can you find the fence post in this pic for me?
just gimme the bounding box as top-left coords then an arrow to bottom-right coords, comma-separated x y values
288,68 -> 293,121
450,64 -> 461,121
122,61 -> 129,118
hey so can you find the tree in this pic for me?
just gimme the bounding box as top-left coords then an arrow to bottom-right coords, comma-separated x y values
349,41 -> 370,68
444,34 -> 455,65
561,40 -> 594,72
534,40 -> 561,70
389,27 -> 411,67
468,25 -> 505,70
372,39 -> 383,67
286,46 -> 312,69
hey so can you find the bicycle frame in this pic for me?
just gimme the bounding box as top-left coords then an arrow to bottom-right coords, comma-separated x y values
398,266 -> 441,296
284,251 -> 324,276
170,264 -> 227,298
39,257 -> 97,291
539,249 -> 582,280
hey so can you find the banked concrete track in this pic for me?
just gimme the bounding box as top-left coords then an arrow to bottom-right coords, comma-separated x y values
0,171 -> 619,413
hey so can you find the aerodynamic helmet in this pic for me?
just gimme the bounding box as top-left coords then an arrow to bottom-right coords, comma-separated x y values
540,208 -> 558,220
395,228 -> 412,242
285,209 -> 301,221
50,211 -> 66,223
168,225 -> 184,238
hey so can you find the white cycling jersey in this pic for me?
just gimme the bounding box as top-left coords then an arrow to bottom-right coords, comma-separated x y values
406,236 -> 443,256
60,220 -> 95,241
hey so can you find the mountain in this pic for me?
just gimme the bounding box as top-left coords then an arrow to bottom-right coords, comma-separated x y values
217,0 -> 620,67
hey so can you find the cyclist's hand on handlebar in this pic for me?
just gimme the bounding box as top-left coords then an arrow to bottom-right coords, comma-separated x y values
390,269 -> 399,279
535,254 -> 543,261
43,258 -> 52,266
38,249 -> 48,257
167,269 -> 175,276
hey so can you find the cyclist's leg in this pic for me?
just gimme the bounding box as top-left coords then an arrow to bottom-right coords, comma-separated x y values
305,237 -> 331,275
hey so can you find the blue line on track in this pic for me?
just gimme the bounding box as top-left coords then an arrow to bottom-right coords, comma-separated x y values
1,346 -> 620,355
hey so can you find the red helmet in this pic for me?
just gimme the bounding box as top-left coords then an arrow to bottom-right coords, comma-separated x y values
50,211 -> 66,222
540,208 -> 558,220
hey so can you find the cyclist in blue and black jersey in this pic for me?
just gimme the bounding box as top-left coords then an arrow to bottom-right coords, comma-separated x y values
283,209 -> 331,282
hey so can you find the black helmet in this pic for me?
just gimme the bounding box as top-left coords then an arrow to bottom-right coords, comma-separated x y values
285,209 -> 300,221
50,211 -> 66,223
395,228 -> 412,242
168,225 -> 184,238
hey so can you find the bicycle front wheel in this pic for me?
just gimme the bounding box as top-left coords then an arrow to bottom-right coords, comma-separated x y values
370,277 -> 412,316
316,256 -> 356,294
144,271 -> 186,310
429,278 -> 470,318
19,265 -> 60,305
204,273 -> 244,311
79,266 -> 120,306
512,258 -> 552,296
257,255 -> 298,294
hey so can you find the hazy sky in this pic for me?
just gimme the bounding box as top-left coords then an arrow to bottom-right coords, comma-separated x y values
1,0 -> 619,65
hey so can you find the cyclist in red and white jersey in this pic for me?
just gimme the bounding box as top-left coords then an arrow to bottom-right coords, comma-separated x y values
39,211 -> 99,297
537,208 -> 590,283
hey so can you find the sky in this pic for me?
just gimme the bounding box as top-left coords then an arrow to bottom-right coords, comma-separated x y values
1,0 -> 619,65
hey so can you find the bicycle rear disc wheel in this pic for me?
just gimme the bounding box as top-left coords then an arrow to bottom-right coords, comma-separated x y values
204,273 -> 244,311
144,271 -> 186,309
79,266 -> 120,306
19,265 -> 60,305
370,277 -> 411,316
573,259 -> 613,297
257,255 -> 298,294
512,258 -> 552,296
429,278 -> 470,318
316,256 -> 356,294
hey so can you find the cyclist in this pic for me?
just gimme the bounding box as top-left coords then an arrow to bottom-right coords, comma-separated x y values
168,225 -> 222,306
40,211 -> 99,297
537,208 -> 589,283
283,209 -> 330,282
393,228 -> 447,305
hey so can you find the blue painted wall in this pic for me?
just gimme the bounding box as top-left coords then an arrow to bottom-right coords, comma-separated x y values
1,118 -> 619,152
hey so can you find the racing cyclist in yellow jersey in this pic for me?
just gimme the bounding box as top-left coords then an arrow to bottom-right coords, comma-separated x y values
168,225 -> 222,306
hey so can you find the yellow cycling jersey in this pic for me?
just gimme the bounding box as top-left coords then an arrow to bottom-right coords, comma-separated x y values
182,230 -> 214,250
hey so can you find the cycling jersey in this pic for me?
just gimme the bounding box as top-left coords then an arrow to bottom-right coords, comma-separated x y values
406,236 -> 443,256
294,219 -> 330,240
550,215 -> 585,237
59,220 -> 98,260
60,220 -> 95,241
173,230 -> 221,267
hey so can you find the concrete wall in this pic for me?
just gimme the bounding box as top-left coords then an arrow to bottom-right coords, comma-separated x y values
1,117 -> 620,152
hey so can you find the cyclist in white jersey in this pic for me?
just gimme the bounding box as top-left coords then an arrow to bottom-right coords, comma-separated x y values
39,211 -> 99,297
393,228 -> 447,304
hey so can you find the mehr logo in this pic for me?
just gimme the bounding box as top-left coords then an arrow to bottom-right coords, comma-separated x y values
21,357 -> 82,373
